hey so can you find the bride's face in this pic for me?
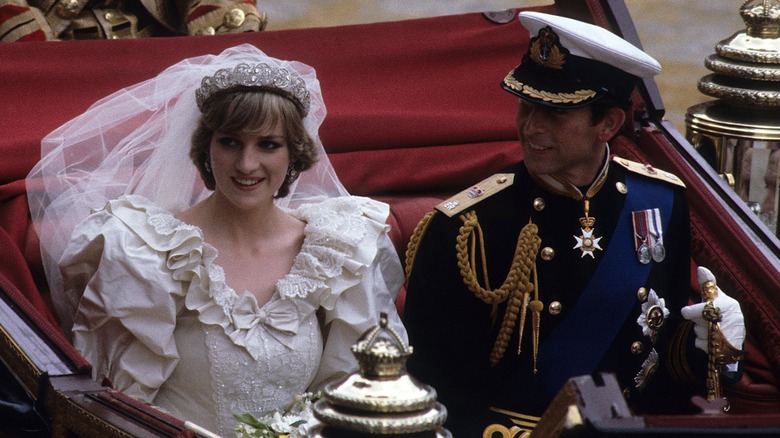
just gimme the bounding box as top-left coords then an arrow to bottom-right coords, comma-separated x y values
208,123 -> 290,210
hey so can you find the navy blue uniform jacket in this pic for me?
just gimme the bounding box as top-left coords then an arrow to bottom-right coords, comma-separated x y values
403,159 -> 695,436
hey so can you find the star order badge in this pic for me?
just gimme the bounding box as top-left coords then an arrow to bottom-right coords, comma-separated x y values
636,288 -> 669,343
573,202 -> 602,258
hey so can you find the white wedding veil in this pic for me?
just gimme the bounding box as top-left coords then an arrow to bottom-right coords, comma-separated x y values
27,43 -> 349,329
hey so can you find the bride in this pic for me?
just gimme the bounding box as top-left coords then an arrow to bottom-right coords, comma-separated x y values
27,44 -> 407,436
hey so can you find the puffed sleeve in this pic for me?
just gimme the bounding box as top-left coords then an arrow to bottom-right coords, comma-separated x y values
293,196 -> 407,390
62,197 -> 192,403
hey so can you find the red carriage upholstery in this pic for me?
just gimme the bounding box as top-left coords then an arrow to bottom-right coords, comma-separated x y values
1,1 -> 780,433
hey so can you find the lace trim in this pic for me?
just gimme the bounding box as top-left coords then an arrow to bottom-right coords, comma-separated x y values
278,197 -> 369,298
148,211 -> 197,235
145,205 -> 237,315
208,264 -> 237,316
204,321 -> 321,436
124,197 -> 380,357
144,196 -> 371,303
116,195 -> 384,359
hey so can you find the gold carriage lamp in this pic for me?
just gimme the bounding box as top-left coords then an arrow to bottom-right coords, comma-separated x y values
686,0 -> 780,237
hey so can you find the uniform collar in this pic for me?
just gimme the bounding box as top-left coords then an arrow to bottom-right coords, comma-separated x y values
530,143 -> 610,200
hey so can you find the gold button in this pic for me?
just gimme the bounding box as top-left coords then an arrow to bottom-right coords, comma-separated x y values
198,26 -> 216,35
497,176 -> 507,184
533,197 -> 545,211
56,0 -> 81,19
548,301 -> 562,315
616,181 -> 627,194
636,287 -> 648,302
540,247 -> 555,261
223,8 -> 246,28
631,341 -> 644,355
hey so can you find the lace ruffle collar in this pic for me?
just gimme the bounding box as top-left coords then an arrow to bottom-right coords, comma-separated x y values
109,195 -> 387,359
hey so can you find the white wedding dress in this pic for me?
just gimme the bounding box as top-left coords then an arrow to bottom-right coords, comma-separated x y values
62,194 -> 406,437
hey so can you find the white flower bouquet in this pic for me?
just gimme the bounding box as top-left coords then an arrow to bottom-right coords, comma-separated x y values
234,392 -> 320,438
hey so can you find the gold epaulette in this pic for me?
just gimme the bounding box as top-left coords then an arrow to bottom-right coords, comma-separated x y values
434,173 -> 515,218
612,156 -> 686,188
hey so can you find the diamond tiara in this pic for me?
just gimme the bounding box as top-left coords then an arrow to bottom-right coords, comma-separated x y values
195,62 -> 311,116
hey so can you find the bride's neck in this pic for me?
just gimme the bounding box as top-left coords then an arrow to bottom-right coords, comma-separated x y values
182,194 -> 290,243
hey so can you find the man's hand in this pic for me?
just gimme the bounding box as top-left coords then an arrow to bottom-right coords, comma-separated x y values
681,288 -> 745,354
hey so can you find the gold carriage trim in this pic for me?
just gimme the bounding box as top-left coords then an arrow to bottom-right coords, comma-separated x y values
503,73 -> 597,105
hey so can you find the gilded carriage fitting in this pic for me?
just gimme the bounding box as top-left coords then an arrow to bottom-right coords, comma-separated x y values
309,313 -> 451,437
687,0 -> 780,237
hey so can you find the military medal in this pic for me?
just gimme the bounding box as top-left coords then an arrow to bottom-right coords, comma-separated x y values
637,241 -> 652,264
633,208 -> 665,264
649,208 -> 666,262
651,242 -> 666,262
633,209 -> 651,264
573,197 -> 602,258
631,208 -> 665,265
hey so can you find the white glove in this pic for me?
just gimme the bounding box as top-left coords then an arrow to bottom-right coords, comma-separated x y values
681,267 -> 745,358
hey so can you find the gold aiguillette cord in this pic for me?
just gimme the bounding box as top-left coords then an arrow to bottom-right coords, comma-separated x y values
528,260 -> 541,373
456,212 -> 540,368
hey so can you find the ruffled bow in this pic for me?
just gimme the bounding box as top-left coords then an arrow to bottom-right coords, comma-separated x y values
229,295 -> 307,356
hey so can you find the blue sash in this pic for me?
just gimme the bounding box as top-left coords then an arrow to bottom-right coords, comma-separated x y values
533,172 -> 675,400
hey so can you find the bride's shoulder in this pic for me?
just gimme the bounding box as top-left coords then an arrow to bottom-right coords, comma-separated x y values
74,195 -> 202,250
290,196 -> 391,263
279,196 -> 396,302
292,196 -> 390,229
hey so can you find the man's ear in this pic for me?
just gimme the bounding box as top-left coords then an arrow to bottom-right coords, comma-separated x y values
597,106 -> 627,142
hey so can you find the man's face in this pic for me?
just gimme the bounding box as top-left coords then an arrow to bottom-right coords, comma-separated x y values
515,99 -> 611,186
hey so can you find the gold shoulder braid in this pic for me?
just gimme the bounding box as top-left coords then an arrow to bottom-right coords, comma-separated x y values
457,211 -> 541,368
404,211 -> 437,279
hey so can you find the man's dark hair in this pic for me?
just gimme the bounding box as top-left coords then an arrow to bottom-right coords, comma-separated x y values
588,96 -> 632,126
